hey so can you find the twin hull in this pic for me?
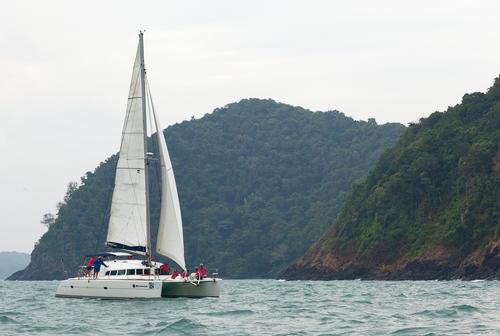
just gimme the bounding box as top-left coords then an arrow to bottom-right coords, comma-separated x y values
55,278 -> 221,299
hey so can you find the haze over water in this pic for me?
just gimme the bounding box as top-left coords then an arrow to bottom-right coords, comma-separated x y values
1,280 -> 498,335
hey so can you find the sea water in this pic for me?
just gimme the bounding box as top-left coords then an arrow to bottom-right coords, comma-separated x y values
0,279 -> 498,335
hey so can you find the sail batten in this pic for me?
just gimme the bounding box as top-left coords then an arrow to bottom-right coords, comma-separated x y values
106,43 -> 148,250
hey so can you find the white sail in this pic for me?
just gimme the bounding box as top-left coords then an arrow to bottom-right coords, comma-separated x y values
153,107 -> 186,271
106,44 -> 148,252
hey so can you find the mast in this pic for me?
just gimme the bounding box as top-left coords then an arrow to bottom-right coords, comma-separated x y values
139,31 -> 152,262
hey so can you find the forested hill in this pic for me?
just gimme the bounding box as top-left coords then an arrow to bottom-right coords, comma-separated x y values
9,99 -> 404,280
281,77 -> 500,280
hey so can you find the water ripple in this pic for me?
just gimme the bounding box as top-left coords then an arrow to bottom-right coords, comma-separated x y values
0,315 -> 19,324
203,309 -> 254,317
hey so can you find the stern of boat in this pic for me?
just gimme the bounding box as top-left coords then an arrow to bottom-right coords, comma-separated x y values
161,278 -> 221,298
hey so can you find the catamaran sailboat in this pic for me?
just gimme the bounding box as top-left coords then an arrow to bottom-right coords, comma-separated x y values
56,32 -> 221,299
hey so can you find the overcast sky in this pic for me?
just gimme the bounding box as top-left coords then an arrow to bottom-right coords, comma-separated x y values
1,0 -> 499,253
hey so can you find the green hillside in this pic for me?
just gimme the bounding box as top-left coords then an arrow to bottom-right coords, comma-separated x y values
282,77 -> 500,280
9,99 -> 404,280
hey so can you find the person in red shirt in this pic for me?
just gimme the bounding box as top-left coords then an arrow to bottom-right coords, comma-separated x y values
159,263 -> 170,275
195,264 -> 208,279
171,270 -> 179,279
85,256 -> 95,277
200,264 -> 208,279
195,266 -> 200,279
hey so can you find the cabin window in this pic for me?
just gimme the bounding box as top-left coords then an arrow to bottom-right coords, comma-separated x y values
105,271 -> 110,276
144,269 -> 150,275
127,269 -> 135,275
136,269 -> 143,275
117,269 -> 126,275
110,270 -> 117,276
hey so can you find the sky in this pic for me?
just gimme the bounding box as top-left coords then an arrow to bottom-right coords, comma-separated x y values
1,0 -> 499,253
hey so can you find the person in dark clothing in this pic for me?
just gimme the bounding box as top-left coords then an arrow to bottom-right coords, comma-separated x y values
92,257 -> 108,279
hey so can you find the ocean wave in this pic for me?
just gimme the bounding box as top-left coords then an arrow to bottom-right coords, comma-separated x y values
414,304 -> 480,318
0,315 -> 19,324
450,304 -> 479,312
391,326 -> 433,335
202,309 -> 254,317
155,318 -> 206,335
0,310 -> 23,316
413,308 -> 457,318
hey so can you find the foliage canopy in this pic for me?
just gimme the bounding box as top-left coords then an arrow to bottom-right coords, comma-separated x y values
310,77 -> 500,262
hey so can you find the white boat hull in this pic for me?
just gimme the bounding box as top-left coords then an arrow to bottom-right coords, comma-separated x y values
55,278 -> 162,299
56,277 -> 221,299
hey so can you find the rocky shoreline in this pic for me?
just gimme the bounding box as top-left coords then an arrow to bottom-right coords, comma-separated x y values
279,240 -> 500,281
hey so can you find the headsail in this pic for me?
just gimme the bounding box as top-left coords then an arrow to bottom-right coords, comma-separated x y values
152,104 -> 186,271
106,43 -> 148,253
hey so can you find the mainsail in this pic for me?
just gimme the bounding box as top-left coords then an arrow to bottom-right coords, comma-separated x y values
152,105 -> 186,271
106,34 -> 186,269
106,44 -> 148,252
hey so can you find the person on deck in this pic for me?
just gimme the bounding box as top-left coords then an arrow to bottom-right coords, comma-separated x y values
85,256 -> 95,277
171,270 -> 179,279
199,264 -> 208,279
194,266 -> 200,279
194,264 -> 206,279
159,263 -> 170,275
181,270 -> 187,279
92,257 -> 108,279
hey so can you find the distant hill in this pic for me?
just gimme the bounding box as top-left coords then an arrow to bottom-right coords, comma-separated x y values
0,252 -> 30,279
281,77 -> 500,280
8,98 -> 405,280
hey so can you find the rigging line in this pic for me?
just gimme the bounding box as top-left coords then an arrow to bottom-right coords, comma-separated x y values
146,77 -> 170,171
145,76 -> 164,210
145,77 -> 160,160
145,77 -> 163,248
147,81 -> 155,142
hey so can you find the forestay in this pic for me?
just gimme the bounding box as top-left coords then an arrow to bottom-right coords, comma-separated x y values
106,44 -> 148,252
